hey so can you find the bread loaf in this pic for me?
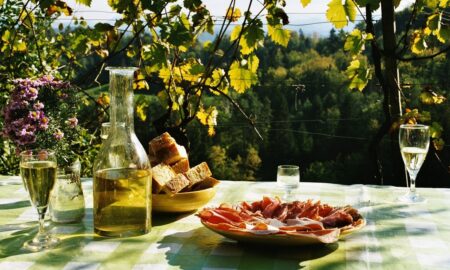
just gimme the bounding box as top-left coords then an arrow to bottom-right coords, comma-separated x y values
191,176 -> 220,191
162,174 -> 190,196
151,164 -> 176,194
157,143 -> 188,165
184,162 -> 212,188
171,158 -> 190,174
149,132 -> 176,153
148,132 -> 219,195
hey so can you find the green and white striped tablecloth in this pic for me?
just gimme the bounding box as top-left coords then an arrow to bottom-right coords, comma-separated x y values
1,176 -> 450,270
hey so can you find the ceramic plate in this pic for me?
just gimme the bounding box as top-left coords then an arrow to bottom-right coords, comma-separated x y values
201,218 -> 366,246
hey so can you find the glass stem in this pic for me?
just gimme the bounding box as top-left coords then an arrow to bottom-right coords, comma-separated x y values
37,210 -> 46,236
409,176 -> 416,195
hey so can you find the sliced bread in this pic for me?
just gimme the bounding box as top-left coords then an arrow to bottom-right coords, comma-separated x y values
162,174 -> 190,196
151,163 -> 176,193
184,162 -> 212,188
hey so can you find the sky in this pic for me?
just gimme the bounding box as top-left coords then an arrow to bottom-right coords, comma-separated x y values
64,0 -> 415,36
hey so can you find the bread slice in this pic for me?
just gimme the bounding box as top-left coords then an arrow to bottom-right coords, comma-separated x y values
162,174 -> 190,196
148,146 -> 159,167
157,143 -> 188,165
184,162 -> 212,188
191,176 -> 220,191
171,158 -> 190,174
151,164 -> 176,194
149,132 -> 176,154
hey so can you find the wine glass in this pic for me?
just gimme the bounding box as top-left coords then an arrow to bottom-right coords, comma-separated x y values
20,150 -> 60,251
277,165 -> 300,201
398,124 -> 430,203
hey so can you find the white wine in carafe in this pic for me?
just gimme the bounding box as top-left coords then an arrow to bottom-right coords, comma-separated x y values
94,168 -> 151,237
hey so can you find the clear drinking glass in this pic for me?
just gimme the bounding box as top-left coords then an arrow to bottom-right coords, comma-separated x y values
49,159 -> 85,223
100,122 -> 110,141
20,150 -> 60,251
398,124 -> 430,203
277,165 -> 300,200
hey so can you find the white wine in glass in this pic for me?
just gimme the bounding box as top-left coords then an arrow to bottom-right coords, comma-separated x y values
20,150 -> 60,251
398,124 -> 430,203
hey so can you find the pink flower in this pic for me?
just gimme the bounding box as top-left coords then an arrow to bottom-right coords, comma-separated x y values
67,117 -> 78,128
33,102 -> 44,110
53,130 -> 64,140
28,111 -> 40,121
39,117 -> 49,130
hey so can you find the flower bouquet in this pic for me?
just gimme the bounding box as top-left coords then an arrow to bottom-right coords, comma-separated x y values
2,75 -> 86,223
2,75 -> 81,167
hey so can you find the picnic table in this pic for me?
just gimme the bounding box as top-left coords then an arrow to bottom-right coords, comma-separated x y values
1,176 -> 449,269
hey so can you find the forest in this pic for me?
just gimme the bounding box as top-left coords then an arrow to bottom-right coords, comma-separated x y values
1,0 -> 449,187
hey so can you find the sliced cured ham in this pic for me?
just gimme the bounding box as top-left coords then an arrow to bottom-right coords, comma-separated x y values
197,196 -> 364,244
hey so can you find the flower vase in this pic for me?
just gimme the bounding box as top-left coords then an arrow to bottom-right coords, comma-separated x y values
49,160 -> 85,223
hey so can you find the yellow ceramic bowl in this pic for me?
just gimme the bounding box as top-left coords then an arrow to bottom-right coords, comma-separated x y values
152,187 -> 216,213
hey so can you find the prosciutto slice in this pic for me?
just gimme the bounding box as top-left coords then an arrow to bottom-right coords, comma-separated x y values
197,196 -> 363,243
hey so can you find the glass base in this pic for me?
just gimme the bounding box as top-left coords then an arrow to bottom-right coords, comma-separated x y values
23,234 -> 60,252
397,192 -> 427,204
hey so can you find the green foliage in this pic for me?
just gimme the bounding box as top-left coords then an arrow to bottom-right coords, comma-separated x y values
326,0 -> 355,29
267,25 -> 291,47
229,59 -> 258,93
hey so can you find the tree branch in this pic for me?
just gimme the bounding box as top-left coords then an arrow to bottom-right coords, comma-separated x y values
210,86 -> 263,140
396,0 -> 419,55
397,45 -> 450,61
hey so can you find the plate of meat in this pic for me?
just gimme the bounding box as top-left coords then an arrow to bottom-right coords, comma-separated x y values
197,196 -> 365,246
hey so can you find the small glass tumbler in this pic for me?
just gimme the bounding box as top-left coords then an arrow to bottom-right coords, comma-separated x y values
100,122 -> 110,141
49,160 -> 85,223
277,165 -> 300,201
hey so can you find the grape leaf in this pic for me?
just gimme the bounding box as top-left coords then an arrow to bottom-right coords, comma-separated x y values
411,31 -> 427,54
19,10 -> 35,29
142,43 -> 168,73
425,0 -> 440,8
248,54 -> 259,73
239,22 -> 264,55
437,27 -> 450,43
184,0 -> 202,11
430,122 -> 443,138
229,60 -> 258,93
344,0 -> 357,22
226,8 -> 241,22
439,0 -> 450,8
419,90 -> 446,105
301,0 -> 312,7
13,40 -> 27,52
76,0 -> 92,6
230,25 -> 241,42
196,106 -> 218,136
267,24 -> 291,47
345,58 -> 371,91
1,29 -> 10,43
433,138 -> 445,151
326,0 -> 347,29
427,13 -> 440,32
136,100 -> 149,121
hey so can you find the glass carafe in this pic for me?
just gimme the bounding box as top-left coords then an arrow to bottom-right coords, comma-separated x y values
93,67 -> 152,237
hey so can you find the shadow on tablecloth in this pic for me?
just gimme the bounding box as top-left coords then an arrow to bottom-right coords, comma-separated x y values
157,226 -> 339,270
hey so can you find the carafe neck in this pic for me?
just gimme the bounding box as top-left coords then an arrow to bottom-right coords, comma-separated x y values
107,67 -> 137,132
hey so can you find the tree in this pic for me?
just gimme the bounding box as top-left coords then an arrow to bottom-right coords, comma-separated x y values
300,0 -> 449,185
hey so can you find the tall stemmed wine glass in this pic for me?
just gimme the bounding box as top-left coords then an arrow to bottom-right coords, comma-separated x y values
398,124 -> 430,203
20,150 -> 60,251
